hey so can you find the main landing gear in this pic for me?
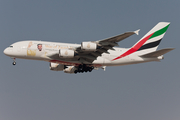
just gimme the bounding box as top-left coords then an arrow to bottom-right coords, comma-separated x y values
74,64 -> 94,74
12,58 -> 16,65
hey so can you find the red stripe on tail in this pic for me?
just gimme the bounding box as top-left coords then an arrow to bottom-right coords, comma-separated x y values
112,33 -> 154,61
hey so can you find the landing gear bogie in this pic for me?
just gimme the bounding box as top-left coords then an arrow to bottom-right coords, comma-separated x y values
74,64 -> 94,74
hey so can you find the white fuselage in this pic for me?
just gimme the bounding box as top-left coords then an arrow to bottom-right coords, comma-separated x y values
4,41 -> 161,67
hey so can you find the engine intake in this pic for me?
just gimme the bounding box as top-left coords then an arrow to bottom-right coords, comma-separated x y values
81,42 -> 97,51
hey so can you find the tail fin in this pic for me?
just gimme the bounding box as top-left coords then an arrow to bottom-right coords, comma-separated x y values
112,22 -> 171,61
132,22 -> 170,55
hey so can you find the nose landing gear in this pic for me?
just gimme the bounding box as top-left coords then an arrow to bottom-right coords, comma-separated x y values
12,58 -> 16,65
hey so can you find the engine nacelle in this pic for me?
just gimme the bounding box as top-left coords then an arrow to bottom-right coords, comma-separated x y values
64,66 -> 77,74
81,42 -> 97,51
59,49 -> 74,58
50,63 -> 65,71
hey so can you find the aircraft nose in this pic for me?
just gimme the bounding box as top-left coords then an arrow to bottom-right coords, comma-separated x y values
3,48 -> 8,55
3,47 -> 12,56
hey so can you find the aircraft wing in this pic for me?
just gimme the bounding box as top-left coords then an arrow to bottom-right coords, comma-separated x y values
48,30 -> 140,63
74,30 -> 140,63
97,29 -> 140,44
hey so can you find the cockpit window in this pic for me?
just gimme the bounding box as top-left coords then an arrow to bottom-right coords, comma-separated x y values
9,46 -> 13,48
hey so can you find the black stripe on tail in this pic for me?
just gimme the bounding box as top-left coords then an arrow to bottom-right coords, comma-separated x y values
137,39 -> 162,51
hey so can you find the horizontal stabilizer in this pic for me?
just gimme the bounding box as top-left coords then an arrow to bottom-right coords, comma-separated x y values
140,48 -> 175,58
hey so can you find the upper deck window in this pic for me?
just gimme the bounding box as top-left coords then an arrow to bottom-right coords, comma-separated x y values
9,46 -> 13,48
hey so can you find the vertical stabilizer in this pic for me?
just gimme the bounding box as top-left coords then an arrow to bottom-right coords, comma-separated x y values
132,22 -> 170,55
112,22 -> 170,61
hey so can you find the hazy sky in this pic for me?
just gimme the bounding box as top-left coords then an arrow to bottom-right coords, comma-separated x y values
1,0 -> 180,120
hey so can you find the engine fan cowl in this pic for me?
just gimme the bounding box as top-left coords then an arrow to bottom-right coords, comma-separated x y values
81,42 -> 97,51
50,63 -> 64,71
59,49 -> 74,58
64,66 -> 77,74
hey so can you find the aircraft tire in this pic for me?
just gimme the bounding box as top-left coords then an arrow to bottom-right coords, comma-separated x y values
12,62 -> 16,65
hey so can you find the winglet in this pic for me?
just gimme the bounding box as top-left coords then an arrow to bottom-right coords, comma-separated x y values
134,29 -> 140,35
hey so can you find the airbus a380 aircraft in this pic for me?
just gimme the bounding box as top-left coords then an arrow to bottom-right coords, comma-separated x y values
4,22 -> 174,74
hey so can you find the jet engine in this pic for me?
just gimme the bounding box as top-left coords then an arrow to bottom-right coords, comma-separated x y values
64,66 -> 77,74
59,49 -> 74,58
49,63 -> 65,71
81,42 -> 97,51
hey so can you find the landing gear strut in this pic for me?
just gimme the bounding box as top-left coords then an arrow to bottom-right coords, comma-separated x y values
74,64 -> 94,74
12,58 -> 16,65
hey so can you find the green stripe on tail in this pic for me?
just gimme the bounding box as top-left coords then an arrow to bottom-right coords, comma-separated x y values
149,24 -> 170,39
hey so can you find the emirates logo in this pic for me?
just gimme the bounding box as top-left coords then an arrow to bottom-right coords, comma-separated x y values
87,43 -> 90,48
65,50 -> 68,55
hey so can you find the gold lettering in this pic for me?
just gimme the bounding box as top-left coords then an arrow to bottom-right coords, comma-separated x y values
27,50 -> 36,56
